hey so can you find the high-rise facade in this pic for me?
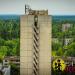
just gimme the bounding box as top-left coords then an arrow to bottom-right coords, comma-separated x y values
20,9 -> 52,75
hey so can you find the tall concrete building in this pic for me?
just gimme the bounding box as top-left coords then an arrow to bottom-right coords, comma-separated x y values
20,6 -> 52,75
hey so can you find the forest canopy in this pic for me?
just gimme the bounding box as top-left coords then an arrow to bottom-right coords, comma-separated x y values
0,18 -> 20,57
52,16 -> 75,57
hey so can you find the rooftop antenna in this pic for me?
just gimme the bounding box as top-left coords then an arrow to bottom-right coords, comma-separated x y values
25,4 -> 31,14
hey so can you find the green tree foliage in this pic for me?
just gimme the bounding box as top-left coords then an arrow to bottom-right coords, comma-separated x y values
64,42 -> 75,56
52,41 -> 62,51
52,19 -> 75,57
52,20 -> 75,38
0,19 -> 20,57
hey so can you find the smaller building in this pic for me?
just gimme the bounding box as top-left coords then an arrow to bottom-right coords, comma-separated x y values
0,63 -> 10,75
3,56 -> 20,68
64,38 -> 73,46
2,65 -> 10,75
52,38 -> 59,43
62,23 -> 72,32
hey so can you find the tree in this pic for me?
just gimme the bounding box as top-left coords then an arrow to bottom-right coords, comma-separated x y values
64,42 -> 75,56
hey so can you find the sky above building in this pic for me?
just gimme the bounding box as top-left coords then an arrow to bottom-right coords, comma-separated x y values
0,0 -> 75,15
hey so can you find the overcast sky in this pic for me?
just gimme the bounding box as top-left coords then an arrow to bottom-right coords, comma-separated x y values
0,0 -> 75,15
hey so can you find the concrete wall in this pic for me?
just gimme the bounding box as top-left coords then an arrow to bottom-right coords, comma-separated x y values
20,15 -> 34,75
38,15 -> 51,75
20,15 -> 52,75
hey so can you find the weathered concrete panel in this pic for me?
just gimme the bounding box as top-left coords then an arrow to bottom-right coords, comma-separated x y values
20,15 -> 52,75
